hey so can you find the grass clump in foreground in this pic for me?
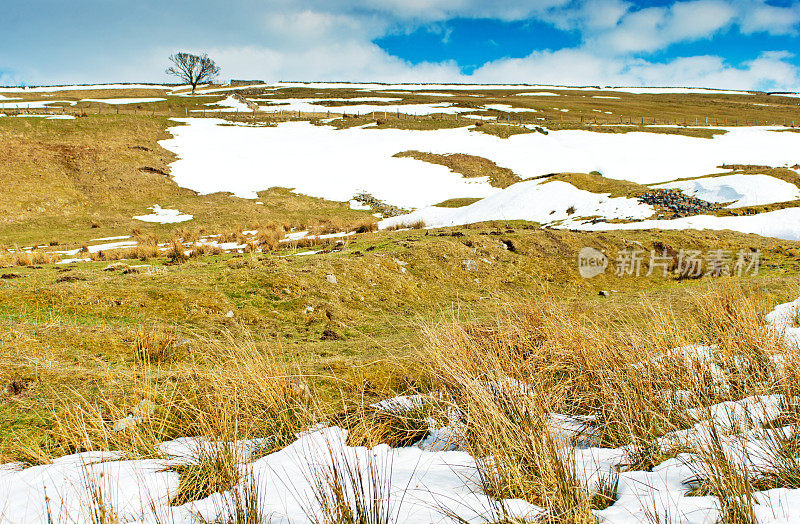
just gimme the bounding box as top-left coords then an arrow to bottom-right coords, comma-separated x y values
420,282 -> 800,521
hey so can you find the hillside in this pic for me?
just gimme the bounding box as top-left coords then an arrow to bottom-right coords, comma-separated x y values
3,83 -> 800,523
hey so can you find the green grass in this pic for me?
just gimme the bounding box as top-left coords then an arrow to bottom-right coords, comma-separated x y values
433,197 -> 483,208
0,114 -> 374,247
3,223 -> 800,461
4,87 -> 800,468
393,150 -> 521,188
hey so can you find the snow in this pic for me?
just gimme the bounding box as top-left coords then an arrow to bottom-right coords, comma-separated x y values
604,87 -> 755,95
593,96 -> 621,99
257,98 -> 473,115
275,82 -> 574,91
252,97 -> 403,103
765,298 -> 800,347
5,297 -> 800,522
133,205 -> 193,224
0,100 -> 77,108
8,114 -> 76,120
349,199 -> 371,210
273,83 -> 758,96
89,235 -> 133,242
55,257 -> 91,265
58,240 -> 138,257
189,84 -> 276,95
379,179 -> 654,229
0,428 -> 540,523
513,92 -> 560,96
482,104 -> 538,112
653,174 -> 800,208
197,95 -> 251,112
80,98 -> 166,105
160,119 -> 499,207
0,84 -> 173,93
580,207 -> 800,241
161,119 -> 800,213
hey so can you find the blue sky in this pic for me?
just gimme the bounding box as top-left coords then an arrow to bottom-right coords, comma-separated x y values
1,0 -> 799,90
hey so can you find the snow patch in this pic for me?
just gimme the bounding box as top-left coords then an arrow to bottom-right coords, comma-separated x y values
654,174 -> 800,208
133,205 -> 193,224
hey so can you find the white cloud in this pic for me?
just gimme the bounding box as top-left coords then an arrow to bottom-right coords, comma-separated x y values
308,0 -> 572,22
590,0 -> 736,53
1,0 -> 798,91
190,43 -> 462,83
469,49 -> 800,91
738,1 -> 800,35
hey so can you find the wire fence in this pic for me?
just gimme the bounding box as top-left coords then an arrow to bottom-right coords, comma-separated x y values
0,102 -> 797,128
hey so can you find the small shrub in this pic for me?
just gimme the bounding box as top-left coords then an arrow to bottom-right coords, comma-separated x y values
167,239 -> 188,263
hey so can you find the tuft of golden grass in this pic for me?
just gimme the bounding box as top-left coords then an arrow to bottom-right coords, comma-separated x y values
385,219 -> 425,231
134,325 -> 185,364
170,445 -> 241,506
336,404 -> 430,449
302,436 -> 396,524
0,248 -> 58,267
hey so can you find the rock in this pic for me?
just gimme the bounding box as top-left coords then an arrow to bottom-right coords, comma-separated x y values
0,273 -> 21,279
103,262 -> 131,272
304,306 -> 315,314
113,415 -> 137,432
598,290 -> 609,297
4,378 -> 31,396
226,310 -> 234,318
500,239 -> 516,252
112,399 -> 155,432
321,329 -> 341,341
463,259 -> 478,271
326,274 -> 338,284
56,275 -> 87,283
637,189 -> 720,218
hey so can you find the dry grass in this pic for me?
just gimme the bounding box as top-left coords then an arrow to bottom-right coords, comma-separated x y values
302,437 -> 397,524
37,338 -> 315,464
419,282 -> 795,519
385,219 -> 425,231
336,404 -> 430,449
0,248 -> 58,267
134,324 -> 185,364
393,151 -> 521,189
170,444 -> 241,505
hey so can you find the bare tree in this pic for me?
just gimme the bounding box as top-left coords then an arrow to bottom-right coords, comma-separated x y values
166,52 -> 220,94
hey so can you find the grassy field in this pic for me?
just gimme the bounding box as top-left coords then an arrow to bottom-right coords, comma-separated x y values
0,114 -> 375,247
2,222 -> 800,462
4,86 -> 800,520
